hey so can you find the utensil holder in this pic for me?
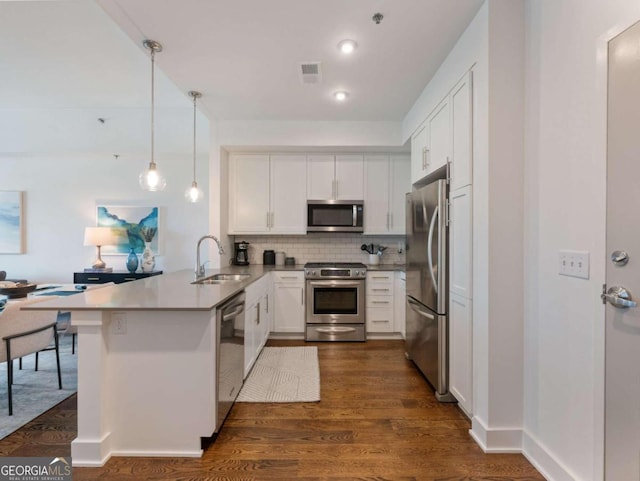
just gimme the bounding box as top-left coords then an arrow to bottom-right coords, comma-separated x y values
368,254 -> 380,265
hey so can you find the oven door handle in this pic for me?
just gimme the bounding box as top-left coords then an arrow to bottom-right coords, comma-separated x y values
315,326 -> 357,334
308,280 -> 363,288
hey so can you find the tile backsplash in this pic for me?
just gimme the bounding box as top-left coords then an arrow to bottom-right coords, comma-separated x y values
234,233 -> 406,265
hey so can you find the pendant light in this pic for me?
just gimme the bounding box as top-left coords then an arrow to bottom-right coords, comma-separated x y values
139,39 -> 166,191
185,90 -> 204,203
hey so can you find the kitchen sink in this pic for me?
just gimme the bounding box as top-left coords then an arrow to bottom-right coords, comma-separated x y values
192,273 -> 251,284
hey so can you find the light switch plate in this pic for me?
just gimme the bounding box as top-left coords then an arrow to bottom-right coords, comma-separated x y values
559,250 -> 590,279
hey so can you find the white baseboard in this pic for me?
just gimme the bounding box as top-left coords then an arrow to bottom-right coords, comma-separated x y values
469,416 -> 522,452
522,430 -> 577,481
71,432 -> 112,467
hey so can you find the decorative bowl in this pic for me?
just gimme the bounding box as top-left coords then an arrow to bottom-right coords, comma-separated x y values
0,281 -> 37,299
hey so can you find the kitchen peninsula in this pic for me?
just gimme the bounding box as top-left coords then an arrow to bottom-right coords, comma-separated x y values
23,267 -> 269,467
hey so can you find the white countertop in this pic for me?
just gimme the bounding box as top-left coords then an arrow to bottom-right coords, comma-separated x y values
21,263 -> 404,312
22,266 -> 277,312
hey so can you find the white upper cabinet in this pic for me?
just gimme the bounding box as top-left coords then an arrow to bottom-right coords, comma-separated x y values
307,155 -> 364,200
426,97 -> 450,175
411,121 -> 428,183
229,154 -> 270,234
364,155 -> 410,235
335,155 -> 364,200
307,155 -> 335,200
410,70 -> 472,187
229,154 -> 307,235
450,71 -> 473,191
389,155 -> 411,234
270,155 -> 307,234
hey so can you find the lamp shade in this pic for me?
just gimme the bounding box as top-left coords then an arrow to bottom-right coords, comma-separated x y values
84,227 -> 117,247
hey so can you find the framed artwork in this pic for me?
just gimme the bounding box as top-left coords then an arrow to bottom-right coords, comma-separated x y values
0,191 -> 24,254
96,205 -> 160,255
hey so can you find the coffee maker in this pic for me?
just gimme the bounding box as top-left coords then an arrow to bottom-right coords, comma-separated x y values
232,241 -> 250,265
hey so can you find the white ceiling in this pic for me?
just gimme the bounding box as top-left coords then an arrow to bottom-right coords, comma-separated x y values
0,0 -> 483,123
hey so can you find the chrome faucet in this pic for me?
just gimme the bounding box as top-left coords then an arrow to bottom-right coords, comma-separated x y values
195,235 -> 225,278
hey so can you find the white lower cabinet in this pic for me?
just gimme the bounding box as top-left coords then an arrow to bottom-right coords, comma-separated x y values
244,275 -> 271,378
272,271 -> 305,334
366,272 -> 394,334
449,292 -> 472,416
394,272 -> 406,338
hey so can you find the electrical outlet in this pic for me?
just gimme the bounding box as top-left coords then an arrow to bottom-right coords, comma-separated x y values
112,312 -> 127,335
559,250 -> 590,279
397,241 -> 404,254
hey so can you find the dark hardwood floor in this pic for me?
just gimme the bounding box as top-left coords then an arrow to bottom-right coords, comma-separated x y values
0,340 -> 544,480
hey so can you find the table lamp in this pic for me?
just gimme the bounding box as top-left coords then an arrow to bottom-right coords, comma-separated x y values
84,227 -> 117,271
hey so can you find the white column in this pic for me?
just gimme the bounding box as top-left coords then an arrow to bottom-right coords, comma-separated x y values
70,310 -> 113,467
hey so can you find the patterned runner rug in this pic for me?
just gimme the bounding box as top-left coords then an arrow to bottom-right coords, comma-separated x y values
237,346 -> 320,402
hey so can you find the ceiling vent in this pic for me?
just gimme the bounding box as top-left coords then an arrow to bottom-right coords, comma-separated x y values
299,62 -> 322,84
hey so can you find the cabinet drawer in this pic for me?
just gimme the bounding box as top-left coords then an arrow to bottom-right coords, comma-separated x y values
366,284 -> 393,296
366,307 -> 394,332
366,272 -> 394,284
367,295 -> 393,308
272,271 -> 304,283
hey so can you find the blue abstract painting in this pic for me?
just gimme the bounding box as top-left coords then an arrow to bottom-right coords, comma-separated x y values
0,191 -> 23,254
96,205 -> 159,254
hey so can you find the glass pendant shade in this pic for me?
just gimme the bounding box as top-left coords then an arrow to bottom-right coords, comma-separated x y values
139,161 -> 166,191
185,181 -> 203,203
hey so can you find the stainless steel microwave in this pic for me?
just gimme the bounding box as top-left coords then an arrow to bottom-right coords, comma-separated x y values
307,200 -> 364,233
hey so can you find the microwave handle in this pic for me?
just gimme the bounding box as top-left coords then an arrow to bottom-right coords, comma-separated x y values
353,205 -> 357,227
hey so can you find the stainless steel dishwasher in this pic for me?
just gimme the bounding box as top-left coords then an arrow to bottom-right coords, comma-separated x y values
215,291 -> 245,432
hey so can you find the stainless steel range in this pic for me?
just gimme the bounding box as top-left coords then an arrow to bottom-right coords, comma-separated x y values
304,262 -> 367,342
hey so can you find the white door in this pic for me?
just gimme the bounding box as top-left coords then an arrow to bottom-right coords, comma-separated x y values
335,155 -> 364,200
605,21 -> 640,480
307,155 -> 335,200
270,155 -> 307,233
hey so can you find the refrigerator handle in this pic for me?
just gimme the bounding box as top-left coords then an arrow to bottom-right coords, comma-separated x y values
427,205 -> 439,291
407,296 -> 436,320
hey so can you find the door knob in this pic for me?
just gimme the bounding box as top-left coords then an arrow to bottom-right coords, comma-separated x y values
602,286 -> 638,308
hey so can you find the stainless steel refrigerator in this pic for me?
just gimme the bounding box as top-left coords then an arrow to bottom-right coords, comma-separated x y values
405,178 -> 456,402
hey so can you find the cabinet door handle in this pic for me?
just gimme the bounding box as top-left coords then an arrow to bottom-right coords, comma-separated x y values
266,212 -> 270,228
372,319 -> 388,323
301,288 -> 304,306
256,303 -> 260,324
372,301 -> 390,304
422,147 -> 427,170
280,276 -> 299,280
87,277 -> 100,281
372,276 -> 391,280
266,294 -> 269,314
372,288 -> 390,292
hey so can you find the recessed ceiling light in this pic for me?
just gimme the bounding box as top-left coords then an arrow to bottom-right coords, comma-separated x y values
334,91 -> 349,102
338,39 -> 357,54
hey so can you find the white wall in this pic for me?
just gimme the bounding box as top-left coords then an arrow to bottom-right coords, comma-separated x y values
523,1 -> 640,480
0,151 -> 210,283
218,120 -> 403,148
